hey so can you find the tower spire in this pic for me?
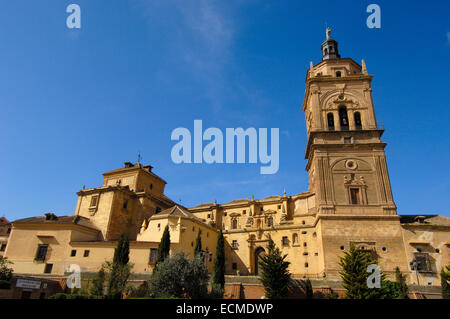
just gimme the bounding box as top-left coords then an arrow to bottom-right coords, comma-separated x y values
321,27 -> 340,61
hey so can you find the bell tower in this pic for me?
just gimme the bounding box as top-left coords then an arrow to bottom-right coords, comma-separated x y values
303,28 -> 396,216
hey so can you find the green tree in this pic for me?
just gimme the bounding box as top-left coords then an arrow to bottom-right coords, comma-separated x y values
395,267 -> 409,299
113,233 -> 130,265
213,229 -> 225,289
149,252 -> 209,299
156,225 -> 170,264
258,239 -> 291,299
441,262 -> 450,299
89,267 -> 106,297
339,243 -> 389,299
0,256 -> 13,282
299,279 -> 313,299
106,234 -> 133,299
194,229 -> 202,256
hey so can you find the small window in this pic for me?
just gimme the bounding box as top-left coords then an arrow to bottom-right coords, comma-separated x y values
302,220 -> 305,225
315,252 -> 318,256
277,205 -> 281,209
282,236 -> 289,246
303,252 -> 308,256
7,228 -> 11,234
435,248 -> 440,253
149,248 -> 157,264
157,223 -> 161,231
344,137 -> 352,144
35,244 -> 48,261
224,212 -> 227,216
232,240 -> 238,249
150,184 -> 153,190
70,250 -> 76,257
90,195 -> 98,207
267,217 -> 273,227
293,234 -> 299,244
243,210 -> 246,214
207,214 -> 211,219
336,71 -> 341,77
44,263 -> 53,274
232,263 -> 237,270
83,250 -> 90,257
302,231 -> 307,235
232,219 -> 238,229
340,245 -> 345,250
350,188 -> 360,205
303,242 -> 307,247
305,263 -> 309,268
192,226 -> 195,232
0,244 -> 6,252
155,207 -> 161,214
191,242 -> 194,247
123,200 -> 128,209
260,207 -> 263,211
382,247 -> 387,252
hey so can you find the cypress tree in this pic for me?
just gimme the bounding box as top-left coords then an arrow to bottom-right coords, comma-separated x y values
395,266 -> 409,299
213,229 -> 225,288
338,243 -> 387,299
113,234 -> 129,265
258,239 -> 291,299
156,225 -> 170,264
90,267 -> 106,297
194,229 -> 202,256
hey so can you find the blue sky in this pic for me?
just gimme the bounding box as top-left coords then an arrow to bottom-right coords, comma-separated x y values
1,0 -> 449,220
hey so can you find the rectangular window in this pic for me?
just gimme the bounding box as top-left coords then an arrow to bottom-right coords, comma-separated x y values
232,263 -> 237,270
350,188 -> 360,204
44,263 -> 53,274
70,250 -> 76,257
35,244 -> 48,261
232,240 -> 238,250
90,195 -> 98,207
414,253 -> 432,273
83,250 -> 90,257
0,244 -> 6,252
149,248 -> 157,264
282,236 -> 289,246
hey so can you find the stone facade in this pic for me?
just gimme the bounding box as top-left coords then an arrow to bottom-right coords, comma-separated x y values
2,29 -> 450,290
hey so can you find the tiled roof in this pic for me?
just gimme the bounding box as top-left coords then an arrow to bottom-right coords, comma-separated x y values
103,162 -> 167,184
13,214 -> 100,231
151,205 -> 206,224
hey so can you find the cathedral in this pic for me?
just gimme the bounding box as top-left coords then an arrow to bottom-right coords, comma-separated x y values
4,29 -> 449,291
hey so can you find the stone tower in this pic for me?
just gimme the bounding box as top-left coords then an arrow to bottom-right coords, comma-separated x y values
303,28 -> 397,216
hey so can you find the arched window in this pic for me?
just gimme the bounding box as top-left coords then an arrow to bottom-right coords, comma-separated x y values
267,217 -> 273,227
339,106 -> 349,130
354,112 -> 362,130
327,113 -> 335,131
336,71 -> 341,77
232,219 -> 238,229
324,48 -> 328,55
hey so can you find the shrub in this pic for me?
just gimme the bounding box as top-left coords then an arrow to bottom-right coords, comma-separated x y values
149,252 -> 209,299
